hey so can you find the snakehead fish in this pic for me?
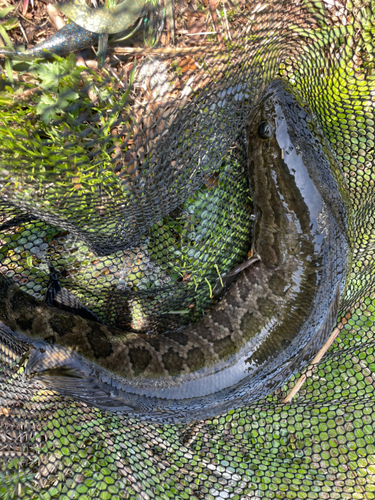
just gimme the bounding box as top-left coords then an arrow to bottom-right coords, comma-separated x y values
0,80 -> 352,423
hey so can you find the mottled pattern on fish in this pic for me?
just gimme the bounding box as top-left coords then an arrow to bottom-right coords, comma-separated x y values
0,22 -> 98,60
56,0 -> 145,34
0,80 -> 352,423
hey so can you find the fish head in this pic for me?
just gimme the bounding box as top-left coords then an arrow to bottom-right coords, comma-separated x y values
246,80 -> 332,269
246,80 -> 292,268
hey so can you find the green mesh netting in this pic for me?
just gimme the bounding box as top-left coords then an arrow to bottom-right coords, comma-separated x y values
1,0 -> 375,497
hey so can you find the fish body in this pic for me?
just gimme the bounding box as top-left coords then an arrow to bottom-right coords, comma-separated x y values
0,22 -> 98,60
0,80 -> 352,422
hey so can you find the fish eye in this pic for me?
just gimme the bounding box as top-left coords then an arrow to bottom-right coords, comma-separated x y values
257,121 -> 273,140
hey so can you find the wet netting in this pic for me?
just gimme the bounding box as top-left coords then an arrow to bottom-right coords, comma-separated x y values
0,0 -> 375,497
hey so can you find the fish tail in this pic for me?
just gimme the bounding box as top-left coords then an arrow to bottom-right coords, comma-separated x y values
25,344 -> 137,411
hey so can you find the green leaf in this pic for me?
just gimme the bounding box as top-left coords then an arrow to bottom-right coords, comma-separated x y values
2,17 -> 18,30
0,6 -> 15,19
31,54 -> 78,90
36,94 -> 59,123
0,23 -> 13,49
4,57 -> 13,84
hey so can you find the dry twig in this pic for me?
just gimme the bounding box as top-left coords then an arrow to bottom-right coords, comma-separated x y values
113,45 -> 220,56
282,319 -> 348,403
223,4 -> 231,40
209,0 -> 224,49
18,21 -> 29,44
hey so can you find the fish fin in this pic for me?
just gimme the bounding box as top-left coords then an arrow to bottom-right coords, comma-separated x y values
45,265 -> 103,324
53,287 -> 104,323
33,374 -> 136,411
26,345 -> 136,411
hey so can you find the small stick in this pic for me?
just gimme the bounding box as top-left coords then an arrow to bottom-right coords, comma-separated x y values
183,31 -> 218,36
166,0 -> 174,43
223,4 -> 231,40
282,320 -> 346,404
18,21 -> 28,44
104,63 -> 125,88
113,45 -> 220,56
209,0 -> 224,50
16,9 -> 38,26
